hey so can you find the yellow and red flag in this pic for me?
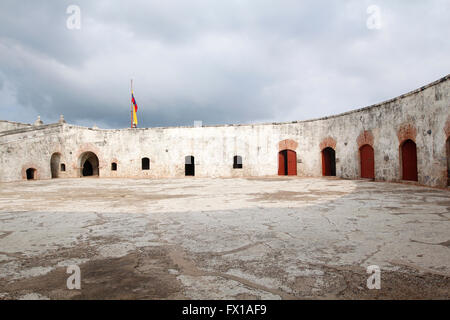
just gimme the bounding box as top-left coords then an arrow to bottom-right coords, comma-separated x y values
131,92 -> 138,127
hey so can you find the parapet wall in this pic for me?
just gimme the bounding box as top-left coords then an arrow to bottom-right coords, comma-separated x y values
0,120 -> 32,132
1,75 -> 449,187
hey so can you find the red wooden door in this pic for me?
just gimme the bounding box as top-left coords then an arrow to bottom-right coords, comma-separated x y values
447,138 -> 450,186
322,149 -> 331,176
360,145 -> 375,179
322,147 -> 336,176
286,150 -> 297,176
278,151 -> 285,176
402,140 -> 418,181
322,151 -> 327,176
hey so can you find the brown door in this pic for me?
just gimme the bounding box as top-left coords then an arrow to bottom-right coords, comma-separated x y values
286,150 -> 297,176
322,147 -> 336,176
447,138 -> 450,186
360,144 -> 375,179
401,139 -> 418,181
278,151 -> 286,176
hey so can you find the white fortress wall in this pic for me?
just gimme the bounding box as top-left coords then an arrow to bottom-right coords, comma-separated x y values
0,74 -> 449,187
0,120 -> 32,132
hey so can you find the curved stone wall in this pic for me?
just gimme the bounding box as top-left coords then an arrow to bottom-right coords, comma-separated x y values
0,74 -> 449,187
0,120 -> 32,132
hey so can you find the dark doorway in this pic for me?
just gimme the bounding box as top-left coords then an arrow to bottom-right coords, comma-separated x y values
111,162 -> 117,171
233,156 -> 243,169
142,158 -> 150,170
50,153 -> 61,178
360,144 -> 375,179
401,139 -> 418,181
26,168 -> 36,180
79,152 -> 99,177
185,156 -> 195,176
446,137 -> 450,186
278,150 -> 297,176
83,160 -> 94,176
322,147 -> 336,176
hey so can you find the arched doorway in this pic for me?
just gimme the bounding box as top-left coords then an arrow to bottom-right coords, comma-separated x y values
401,139 -> 418,181
185,156 -> 195,176
79,152 -> 99,177
322,147 -> 336,176
446,137 -> 450,186
50,153 -> 61,178
83,161 -> 93,176
278,150 -> 297,176
26,168 -> 36,180
141,157 -> 150,170
360,144 -> 375,179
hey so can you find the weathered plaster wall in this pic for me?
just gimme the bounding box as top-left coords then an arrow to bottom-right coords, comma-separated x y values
0,75 -> 449,187
0,120 -> 32,132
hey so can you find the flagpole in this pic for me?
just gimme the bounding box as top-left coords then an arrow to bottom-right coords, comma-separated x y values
130,79 -> 133,128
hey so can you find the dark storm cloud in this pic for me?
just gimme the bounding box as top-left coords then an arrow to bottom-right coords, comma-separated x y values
0,0 -> 449,128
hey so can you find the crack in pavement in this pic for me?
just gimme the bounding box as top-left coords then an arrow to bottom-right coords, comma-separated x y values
0,251 -> 24,259
208,242 -> 264,256
167,246 -> 298,300
0,231 -> 13,240
360,244 -> 385,265
388,259 -> 450,277
410,239 -> 450,248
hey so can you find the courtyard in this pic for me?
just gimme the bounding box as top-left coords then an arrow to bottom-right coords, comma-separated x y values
0,177 -> 449,299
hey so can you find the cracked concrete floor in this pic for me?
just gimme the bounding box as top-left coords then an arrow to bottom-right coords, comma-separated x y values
0,177 -> 449,300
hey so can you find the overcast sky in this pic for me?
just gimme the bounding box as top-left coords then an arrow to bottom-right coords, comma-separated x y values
0,1 -> 449,128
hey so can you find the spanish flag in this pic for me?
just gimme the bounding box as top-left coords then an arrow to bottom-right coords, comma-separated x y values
131,92 -> 138,127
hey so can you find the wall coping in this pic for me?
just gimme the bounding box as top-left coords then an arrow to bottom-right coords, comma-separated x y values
0,123 -> 63,137
0,120 -> 32,125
